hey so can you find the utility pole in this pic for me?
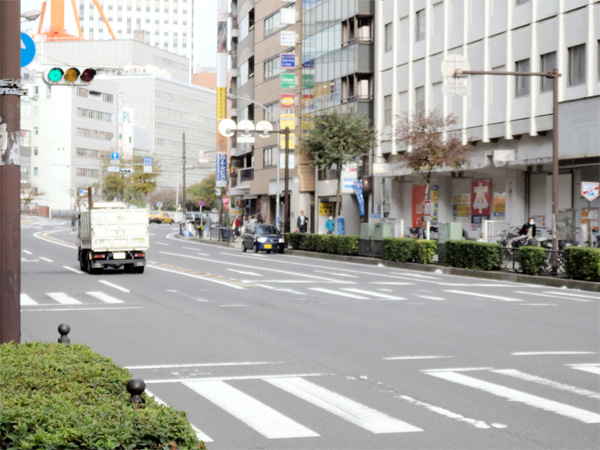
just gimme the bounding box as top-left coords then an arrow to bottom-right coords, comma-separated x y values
0,0 -> 22,343
283,127 -> 290,233
182,132 -> 187,221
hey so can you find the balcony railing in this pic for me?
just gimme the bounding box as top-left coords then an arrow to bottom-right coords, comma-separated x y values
239,167 -> 254,182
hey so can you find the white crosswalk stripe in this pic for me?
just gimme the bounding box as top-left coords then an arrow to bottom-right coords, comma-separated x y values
86,291 -> 125,304
340,288 -> 405,300
20,293 -> 38,306
568,363 -> 600,375
47,292 -> 82,305
492,369 -> 600,399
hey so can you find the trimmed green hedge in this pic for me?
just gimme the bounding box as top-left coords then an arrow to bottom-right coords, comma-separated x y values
382,238 -> 437,264
564,247 -> 600,282
445,240 -> 502,271
285,233 -> 359,256
0,342 -> 206,450
517,246 -> 547,275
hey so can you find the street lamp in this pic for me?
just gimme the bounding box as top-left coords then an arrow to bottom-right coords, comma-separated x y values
21,10 -> 41,22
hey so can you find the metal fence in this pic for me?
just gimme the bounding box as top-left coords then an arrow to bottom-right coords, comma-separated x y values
482,220 -> 509,242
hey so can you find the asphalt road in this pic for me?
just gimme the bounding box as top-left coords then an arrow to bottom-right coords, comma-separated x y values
20,217 -> 600,449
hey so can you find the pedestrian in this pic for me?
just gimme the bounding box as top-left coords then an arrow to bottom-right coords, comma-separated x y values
204,214 -> 212,239
297,210 -> 309,233
325,215 -> 335,234
233,215 -> 241,238
257,213 -> 264,224
519,217 -> 537,245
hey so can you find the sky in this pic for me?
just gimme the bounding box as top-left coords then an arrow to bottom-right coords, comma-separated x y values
21,0 -> 218,69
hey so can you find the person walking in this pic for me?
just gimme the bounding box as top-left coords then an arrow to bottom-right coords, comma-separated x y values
297,211 -> 309,233
203,214 -> 211,239
325,216 -> 335,234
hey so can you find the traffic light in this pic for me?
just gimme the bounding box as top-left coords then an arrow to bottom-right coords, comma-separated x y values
120,168 -> 134,173
44,67 -> 97,86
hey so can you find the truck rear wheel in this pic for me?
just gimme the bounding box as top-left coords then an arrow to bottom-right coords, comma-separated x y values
134,266 -> 145,274
87,252 -> 102,275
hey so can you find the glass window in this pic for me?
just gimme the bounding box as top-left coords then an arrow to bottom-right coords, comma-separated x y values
568,44 -> 586,86
415,87 -> 424,110
384,95 -> 392,125
516,0 -> 530,5
385,23 -> 393,52
263,147 -> 275,167
540,52 -> 556,92
416,9 -> 425,42
264,56 -> 283,80
515,59 -> 530,97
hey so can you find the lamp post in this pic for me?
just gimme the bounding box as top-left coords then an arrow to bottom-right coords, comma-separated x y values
226,94 -> 282,229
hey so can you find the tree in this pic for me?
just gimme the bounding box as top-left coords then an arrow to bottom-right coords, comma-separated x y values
301,111 -> 376,221
395,109 -> 470,235
187,174 -> 219,211
100,155 -> 159,206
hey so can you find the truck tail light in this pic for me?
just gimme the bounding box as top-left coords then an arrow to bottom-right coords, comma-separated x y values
134,252 -> 145,258
93,253 -> 106,259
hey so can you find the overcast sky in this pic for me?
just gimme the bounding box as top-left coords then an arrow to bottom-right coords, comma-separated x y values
21,0 -> 217,68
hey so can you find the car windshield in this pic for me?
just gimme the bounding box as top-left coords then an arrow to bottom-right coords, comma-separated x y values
255,225 -> 279,235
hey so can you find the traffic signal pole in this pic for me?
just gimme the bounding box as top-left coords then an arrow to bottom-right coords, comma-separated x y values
0,0 -> 22,343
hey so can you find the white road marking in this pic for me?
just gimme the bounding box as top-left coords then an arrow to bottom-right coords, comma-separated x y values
183,380 -> 319,439
341,288 -> 405,300
86,291 -> 124,304
146,389 -> 213,443
63,265 -> 83,274
20,294 -> 38,306
418,295 -> 445,301
309,288 -> 368,299
39,257 -> 54,262
23,250 -> 32,255
125,361 -> 281,370
492,369 -> 600,399
370,282 -> 415,286
24,306 -> 144,312
423,367 -> 493,373
427,371 -> 600,424
148,265 -> 245,290
227,269 -> 262,276
398,395 -> 499,429
218,304 -> 246,308
47,292 -> 82,305
384,355 -> 451,361
155,242 -> 169,246
445,290 -> 521,302
391,272 -> 440,280
267,377 -> 422,434
244,280 -> 316,284
98,280 -> 131,293
513,291 -> 563,299
314,270 -> 358,278
543,291 -> 596,302
146,372 -> 329,384
568,364 -> 600,375
518,303 -> 557,306
511,351 -> 595,356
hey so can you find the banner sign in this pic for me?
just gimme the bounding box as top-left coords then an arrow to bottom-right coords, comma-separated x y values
279,133 -> 295,150
280,114 -> 295,130
216,153 -> 227,187
354,181 -> 365,216
581,181 -> 600,202
281,73 -> 295,89
280,94 -> 295,109
280,53 -> 295,68
280,31 -> 295,46
493,192 -> 506,220
471,179 -> 491,226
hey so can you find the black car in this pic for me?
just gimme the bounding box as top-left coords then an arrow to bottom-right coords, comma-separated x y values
241,224 -> 285,254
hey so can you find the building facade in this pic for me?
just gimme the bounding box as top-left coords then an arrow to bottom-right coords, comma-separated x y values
374,0 -> 600,242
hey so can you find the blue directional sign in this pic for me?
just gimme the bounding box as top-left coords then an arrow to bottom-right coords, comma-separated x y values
21,33 -> 36,68
216,153 -> 227,187
111,152 -> 119,160
143,157 -> 152,166
280,53 -> 295,68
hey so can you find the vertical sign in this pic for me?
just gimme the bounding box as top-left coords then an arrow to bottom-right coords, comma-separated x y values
216,0 -> 228,188
280,73 -> 295,89
216,153 -> 227,187
471,179 -> 491,227
281,53 -> 296,68
143,157 -> 152,173
354,181 -> 365,216
493,192 -> 506,220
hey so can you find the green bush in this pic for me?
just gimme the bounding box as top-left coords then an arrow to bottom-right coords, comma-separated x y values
285,232 -> 304,249
564,247 -> 600,281
382,238 -> 416,262
284,233 -> 358,255
517,246 -> 547,275
415,239 -> 437,264
335,235 -> 359,255
0,342 -> 206,450
445,240 -> 502,271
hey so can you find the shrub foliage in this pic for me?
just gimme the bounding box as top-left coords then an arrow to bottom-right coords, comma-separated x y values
517,246 -> 547,275
381,238 -> 437,264
285,233 -> 358,255
445,240 -> 501,271
0,342 -> 206,450
564,247 -> 600,282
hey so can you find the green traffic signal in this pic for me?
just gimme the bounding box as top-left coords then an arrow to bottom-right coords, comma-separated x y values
47,68 -> 64,82
44,67 -> 97,85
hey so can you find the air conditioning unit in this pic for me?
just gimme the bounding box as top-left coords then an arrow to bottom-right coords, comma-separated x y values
357,79 -> 370,98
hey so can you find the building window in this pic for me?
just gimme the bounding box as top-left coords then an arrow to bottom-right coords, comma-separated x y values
515,59 -> 530,97
598,40 -> 600,80
384,95 -> 392,125
568,44 -> 586,86
540,52 -> 556,92
263,147 -> 275,167
416,9 -> 425,42
415,87 -> 424,111
264,55 -> 283,80
516,0 -> 530,5
385,23 -> 393,53
33,167 -> 38,176
34,147 -> 38,156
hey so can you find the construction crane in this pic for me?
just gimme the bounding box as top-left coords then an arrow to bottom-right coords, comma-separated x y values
36,0 -> 116,41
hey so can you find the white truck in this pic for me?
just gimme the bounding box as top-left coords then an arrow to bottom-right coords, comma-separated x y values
77,201 -> 149,274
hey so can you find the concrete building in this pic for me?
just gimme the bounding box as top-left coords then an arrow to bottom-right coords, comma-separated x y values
374,0 -> 600,242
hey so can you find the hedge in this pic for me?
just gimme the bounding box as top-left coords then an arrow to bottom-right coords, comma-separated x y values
445,240 -> 502,271
563,247 -> 600,282
285,233 -> 359,256
0,342 -> 206,450
381,238 -> 437,264
517,246 -> 547,275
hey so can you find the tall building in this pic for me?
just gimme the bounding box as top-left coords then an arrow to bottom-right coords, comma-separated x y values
373,0 -> 600,240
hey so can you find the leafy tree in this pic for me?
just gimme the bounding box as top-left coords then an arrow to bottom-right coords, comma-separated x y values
187,174 -> 219,211
146,188 -> 177,211
301,111 -> 376,220
100,155 -> 159,206
395,109 -> 470,232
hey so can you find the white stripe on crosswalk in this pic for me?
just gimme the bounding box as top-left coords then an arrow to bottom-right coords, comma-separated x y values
309,287 -> 367,299
20,294 -> 38,306
47,292 -> 82,305
568,364 -> 600,375
183,380 -> 319,439
86,291 -> 124,304
266,377 -> 423,434
445,290 -> 521,302
341,288 -> 405,300
492,369 -> 600,399
428,371 -> 600,424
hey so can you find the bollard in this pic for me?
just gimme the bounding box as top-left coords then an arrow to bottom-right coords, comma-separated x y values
127,378 -> 146,404
57,323 -> 71,345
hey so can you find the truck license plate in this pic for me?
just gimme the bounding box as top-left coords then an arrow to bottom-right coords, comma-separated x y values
264,244 -> 272,249
113,252 -> 126,259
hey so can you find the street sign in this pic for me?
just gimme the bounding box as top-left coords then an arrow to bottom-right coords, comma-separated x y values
143,157 -> 152,165
157,202 -> 162,208
280,31 -> 296,46
441,54 -> 470,96
107,166 -> 119,173
281,53 -> 295,68
423,200 -> 433,219
111,152 -> 119,160
581,182 -> 599,202
21,33 -> 36,67
199,201 -> 205,207
21,68 -> 37,84
281,73 -> 295,89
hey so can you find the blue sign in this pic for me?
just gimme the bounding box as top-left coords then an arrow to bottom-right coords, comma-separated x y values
111,152 -> 119,160
336,217 -> 345,236
157,202 -> 162,208
216,153 -> 227,187
354,181 -> 365,216
143,157 -> 152,166
280,53 -> 295,68
21,33 -> 36,68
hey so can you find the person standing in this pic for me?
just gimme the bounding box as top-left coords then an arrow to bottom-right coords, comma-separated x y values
203,214 -> 211,239
297,211 -> 309,233
325,216 -> 335,234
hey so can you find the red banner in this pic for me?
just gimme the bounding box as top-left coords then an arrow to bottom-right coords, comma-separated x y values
471,179 -> 491,226
412,185 -> 426,227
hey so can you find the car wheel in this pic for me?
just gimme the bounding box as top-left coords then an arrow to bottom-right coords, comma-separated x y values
278,248 -> 285,254
242,243 -> 247,252
253,244 -> 259,253
266,250 -> 271,254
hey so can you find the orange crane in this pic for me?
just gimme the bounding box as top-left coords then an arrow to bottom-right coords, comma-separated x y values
36,0 -> 116,41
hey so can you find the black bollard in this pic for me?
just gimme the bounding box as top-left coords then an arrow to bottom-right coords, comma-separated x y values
57,323 -> 70,345
127,378 -> 146,404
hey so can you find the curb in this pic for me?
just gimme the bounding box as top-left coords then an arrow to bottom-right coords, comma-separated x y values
286,249 -> 600,293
